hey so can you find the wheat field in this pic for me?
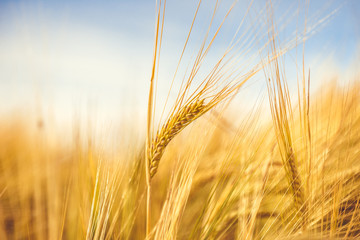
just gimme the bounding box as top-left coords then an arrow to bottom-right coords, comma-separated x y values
0,0 -> 359,239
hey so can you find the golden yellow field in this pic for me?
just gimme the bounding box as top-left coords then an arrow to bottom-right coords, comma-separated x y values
0,0 -> 359,239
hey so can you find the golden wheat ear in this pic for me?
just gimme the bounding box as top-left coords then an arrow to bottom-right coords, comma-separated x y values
148,99 -> 205,178
266,63 -> 308,230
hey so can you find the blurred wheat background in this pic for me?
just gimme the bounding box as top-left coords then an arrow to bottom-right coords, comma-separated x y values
0,0 -> 359,239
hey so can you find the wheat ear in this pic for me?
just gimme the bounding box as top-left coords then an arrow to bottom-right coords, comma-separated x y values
148,99 -> 206,178
287,147 -> 307,220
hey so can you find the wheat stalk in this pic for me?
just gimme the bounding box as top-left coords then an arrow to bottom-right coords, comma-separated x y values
148,99 -> 206,178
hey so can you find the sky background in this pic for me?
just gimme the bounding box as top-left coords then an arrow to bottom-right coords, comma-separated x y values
0,0 -> 359,129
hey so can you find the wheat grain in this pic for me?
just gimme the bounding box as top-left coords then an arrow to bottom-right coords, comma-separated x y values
149,99 -> 206,178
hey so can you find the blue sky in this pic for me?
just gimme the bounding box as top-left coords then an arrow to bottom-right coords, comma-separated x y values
0,0 -> 359,127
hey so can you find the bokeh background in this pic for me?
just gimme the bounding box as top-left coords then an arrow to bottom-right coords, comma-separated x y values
0,0 -> 359,129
